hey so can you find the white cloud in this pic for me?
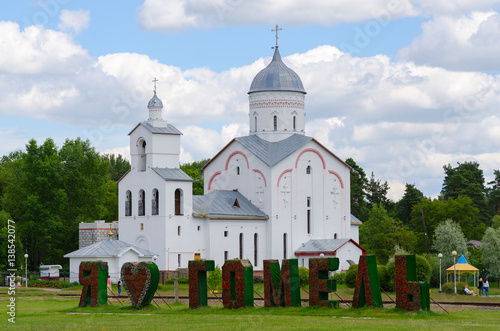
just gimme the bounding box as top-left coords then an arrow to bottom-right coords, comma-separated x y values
137,0 -> 417,32
398,11 -> 500,71
58,9 -> 90,35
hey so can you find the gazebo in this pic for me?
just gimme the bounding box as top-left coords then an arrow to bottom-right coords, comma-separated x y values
446,254 -> 479,291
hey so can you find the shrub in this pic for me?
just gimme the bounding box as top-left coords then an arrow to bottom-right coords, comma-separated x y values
298,267 -> 309,287
207,265 -> 222,290
253,276 -> 263,284
442,282 -> 467,294
332,272 -> 346,285
345,264 -> 358,288
386,255 -> 432,291
27,279 -> 78,289
377,265 -> 390,291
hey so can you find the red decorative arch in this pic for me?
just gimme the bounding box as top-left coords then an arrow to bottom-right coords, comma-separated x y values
277,169 -> 293,187
252,169 -> 267,187
207,171 -> 221,191
328,170 -> 344,189
225,151 -> 250,170
295,148 -> 326,169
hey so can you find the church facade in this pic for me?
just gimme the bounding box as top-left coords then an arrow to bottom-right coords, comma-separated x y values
118,46 -> 365,272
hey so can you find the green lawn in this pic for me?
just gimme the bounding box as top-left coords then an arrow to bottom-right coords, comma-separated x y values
1,287 -> 499,330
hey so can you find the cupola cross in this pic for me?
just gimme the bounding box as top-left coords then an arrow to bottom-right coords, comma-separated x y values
152,77 -> 158,93
272,24 -> 282,47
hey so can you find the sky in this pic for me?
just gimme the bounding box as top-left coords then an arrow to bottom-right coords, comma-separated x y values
2,0 -> 500,201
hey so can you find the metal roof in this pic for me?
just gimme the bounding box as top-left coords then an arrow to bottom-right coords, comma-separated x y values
147,91 -> 163,108
152,167 -> 194,182
295,239 -> 350,254
128,121 -> 182,136
248,48 -> 306,94
64,238 -> 157,258
193,190 -> 268,220
235,134 -> 312,167
350,214 -> 363,225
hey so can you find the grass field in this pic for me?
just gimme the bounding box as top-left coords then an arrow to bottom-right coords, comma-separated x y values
1,286 -> 500,330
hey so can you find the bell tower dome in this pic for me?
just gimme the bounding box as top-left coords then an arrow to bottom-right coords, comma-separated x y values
248,28 -> 306,142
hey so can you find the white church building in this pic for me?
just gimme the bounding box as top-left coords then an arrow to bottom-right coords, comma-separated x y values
118,44 -> 365,272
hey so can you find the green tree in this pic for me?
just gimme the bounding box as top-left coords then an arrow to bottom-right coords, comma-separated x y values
395,184 -> 424,226
180,159 -> 209,195
207,265 -> 222,291
0,210 -> 23,271
365,172 -> 390,209
492,215 -> 500,230
345,158 -> 369,221
486,170 -> 500,218
482,227 -> 500,287
411,196 -> 481,252
102,153 -> 131,182
359,204 -> 416,264
432,219 -> 469,269
442,162 -> 488,225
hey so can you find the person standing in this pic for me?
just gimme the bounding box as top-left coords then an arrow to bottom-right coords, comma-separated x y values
479,277 -> 484,296
484,279 -> 489,296
107,275 -> 112,294
117,278 -> 122,295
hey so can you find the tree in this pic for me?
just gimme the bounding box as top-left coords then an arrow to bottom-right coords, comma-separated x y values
180,159 -> 210,195
442,162 -> 488,225
365,172 -> 390,209
432,219 -> 469,269
102,153 -> 131,182
482,227 -> 500,287
486,170 -> 500,218
395,183 -> 424,226
345,158 -> 369,221
359,203 -> 416,264
411,196 -> 482,253
0,210 -> 23,271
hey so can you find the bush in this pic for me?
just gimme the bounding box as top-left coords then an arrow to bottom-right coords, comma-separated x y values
28,279 -> 78,289
386,255 -> 432,291
299,267 -> 309,287
253,276 -> 263,284
442,282 -> 467,294
377,265 -> 390,291
332,272 -> 346,285
345,264 -> 358,288
207,265 -> 222,290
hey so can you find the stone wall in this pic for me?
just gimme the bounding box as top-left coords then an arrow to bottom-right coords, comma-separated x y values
79,220 -> 119,248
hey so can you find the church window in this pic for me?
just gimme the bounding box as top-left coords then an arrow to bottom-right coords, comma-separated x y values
138,190 -> 145,216
175,189 -> 183,215
334,233 -> 337,239
255,116 -> 257,131
224,251 -> 228,262
239,233 -> 244,259
307,210 -> 311,234
307,196 -> 311,208
254,233 -> 258,267
125,190 -> 132,216
224,231 -> 228,237
178,254 -> 181,267
178,226 -> 181,236
138,140 -> 146,172
152,189 -> 159,215
198,226 -> 201,231
236,166 -> 240,175
293,116 -> 296,130
140,223 -> 144,231
273,116 -> 277,131
306,166 -> 311,174
283,233 -> 287,259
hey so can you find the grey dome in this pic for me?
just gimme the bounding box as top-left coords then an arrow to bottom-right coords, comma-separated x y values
248,48 -> 306,94
147,92 -> 163,108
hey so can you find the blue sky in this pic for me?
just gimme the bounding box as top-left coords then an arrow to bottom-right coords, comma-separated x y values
2,0 -> 500,200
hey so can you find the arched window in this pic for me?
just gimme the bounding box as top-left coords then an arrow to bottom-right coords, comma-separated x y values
175,189 -> 183,215
293,116 -> 296,130
236,166 -> 240,175
254,233 -> 258,267
152,189 -> 159,215
255,116 -> 258,131
283,233 -> 287,259
138,140 -> 146,172
138,190 -> 145,216
239,233 -> 244,259
306,166 -> 311,174
334,233 -> 337,239
125,190 -> 132,216
273,116 -> 277,131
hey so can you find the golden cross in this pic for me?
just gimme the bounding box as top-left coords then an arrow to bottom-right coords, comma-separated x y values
272,24 -> 282,47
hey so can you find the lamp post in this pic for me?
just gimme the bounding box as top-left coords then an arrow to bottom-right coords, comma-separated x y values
24,253 -> 28,288
438,253 -> 443,292
452,250 -> 457,294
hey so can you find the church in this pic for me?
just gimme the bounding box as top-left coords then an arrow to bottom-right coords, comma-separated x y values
117,41 -> 365,272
